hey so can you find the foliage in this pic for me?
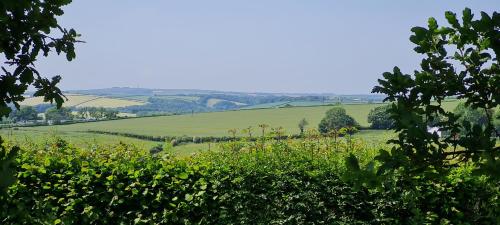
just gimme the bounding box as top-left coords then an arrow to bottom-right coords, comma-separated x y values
367,105 -> 394,129
495,109 -> 500,133
9,106 -> 38,123
123,97 -> 209,115
0,0 -> 80,117
0,0 -> 79,199
372,8 -> 499,177
298,118 -> 308,135
1,136 -> 498,224
318,107 -> 359,133
453,102 -> 494,130
45,107 -> 73,124
76,107 -> 118,120
0,137 -> 18,194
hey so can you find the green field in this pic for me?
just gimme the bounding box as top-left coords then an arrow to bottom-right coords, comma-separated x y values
0,128 -> 394,157
15,101 -> 460,137
2,101 -> 459,156
20,94 -> 145,108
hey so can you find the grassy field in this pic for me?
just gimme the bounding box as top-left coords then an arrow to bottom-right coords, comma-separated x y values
16,101 -> 460,137
20,94 -> 145,108
2,101 -> 459,156
0,128 -> 394,157
17,104 -> 383,137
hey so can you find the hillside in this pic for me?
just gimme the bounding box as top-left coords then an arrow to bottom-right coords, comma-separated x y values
20,94 -> 145,108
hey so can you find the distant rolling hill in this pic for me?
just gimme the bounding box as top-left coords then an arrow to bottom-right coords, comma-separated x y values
20,94 -> 146,108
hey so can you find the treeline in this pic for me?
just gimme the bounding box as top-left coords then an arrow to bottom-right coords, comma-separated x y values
120,94 -> 334,115
196,94 -> 324,106
121,98 -> 210,116
6,106 -> 119,125
85,130 -> 304,145
367,103 -> 500,133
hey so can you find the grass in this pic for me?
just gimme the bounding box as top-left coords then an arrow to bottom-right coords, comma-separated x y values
20,94 -> 145,108
17,101 -> 461,137
0,129 -> 158,149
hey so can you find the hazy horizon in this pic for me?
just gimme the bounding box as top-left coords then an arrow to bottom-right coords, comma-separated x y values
35,0 -> 499,94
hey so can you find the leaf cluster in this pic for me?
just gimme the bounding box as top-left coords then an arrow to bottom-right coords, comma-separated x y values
0,0 -> 80,117
372,8 -> 499,177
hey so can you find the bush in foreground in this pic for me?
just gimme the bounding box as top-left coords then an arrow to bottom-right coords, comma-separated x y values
1,137 -> 498,224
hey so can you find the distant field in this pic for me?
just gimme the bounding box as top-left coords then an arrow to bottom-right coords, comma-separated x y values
206,98 -> 246,107
152,95 -> 200,102
17,101 -> 460,137
20,94 -> 145,108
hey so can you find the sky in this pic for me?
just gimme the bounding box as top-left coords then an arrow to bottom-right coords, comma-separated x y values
36,0 -> 499,94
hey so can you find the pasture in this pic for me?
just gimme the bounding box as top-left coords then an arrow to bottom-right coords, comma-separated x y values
20,94 -> 145,108
17,101 -> 460,137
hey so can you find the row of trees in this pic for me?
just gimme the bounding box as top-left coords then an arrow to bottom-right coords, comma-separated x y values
8,106 -> 119,124
367,103 -> 500,131
298,102 -> 499,139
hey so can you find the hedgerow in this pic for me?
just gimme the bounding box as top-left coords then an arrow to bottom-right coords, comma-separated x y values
1,137 -> 498,224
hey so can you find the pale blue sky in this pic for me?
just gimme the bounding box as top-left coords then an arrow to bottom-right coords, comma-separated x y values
37,0 -> 499,94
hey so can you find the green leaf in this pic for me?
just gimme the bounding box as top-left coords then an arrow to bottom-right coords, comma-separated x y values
428,17 -> 438,31
178,172 -> 189,180
20,68 -> 34,84
445,11 -> 460,28
462,8 -> 473,25
185,193 -> 193,202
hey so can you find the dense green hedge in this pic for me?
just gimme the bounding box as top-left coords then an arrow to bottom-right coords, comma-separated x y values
1,138 -> 499,224
85,130 -> 304,145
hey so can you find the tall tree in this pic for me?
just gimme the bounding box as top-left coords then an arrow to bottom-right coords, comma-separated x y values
0,0 -> 80,117
372,8 -> 499,177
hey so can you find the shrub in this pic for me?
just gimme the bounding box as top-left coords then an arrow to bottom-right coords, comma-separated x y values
1,138 -> 498,224
318,107 -> 359,133
453,102 -> 493,129
367,105 -> 394,129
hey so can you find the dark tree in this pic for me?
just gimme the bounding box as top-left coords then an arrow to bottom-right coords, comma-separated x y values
318,107 -> 359,133
453,102 -> 492,130
0,0 -> 79,194
0,0 -> 80,117
45,107 -> 72,124
372,8 -> 499,177
367,105 -> 394,129
10,106 -> 38,122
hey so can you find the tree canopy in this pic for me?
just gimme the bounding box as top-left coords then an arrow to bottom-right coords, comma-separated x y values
0,0 -> 79,194
0,0 -> 80,118
10,106 -> 38,122
45,107 -> 72,124
367,105 -> 394,129
453,102 -> 494,130
318,107 -> 359,133
372,8 -> 499,177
